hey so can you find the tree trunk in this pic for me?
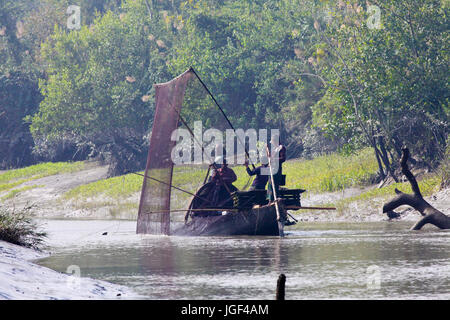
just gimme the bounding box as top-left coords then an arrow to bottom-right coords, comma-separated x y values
373,141 -> 386,181
378,136 -> 399,183
382,147 -> 450,230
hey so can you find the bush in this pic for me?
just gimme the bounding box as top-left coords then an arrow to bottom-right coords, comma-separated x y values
0,205 -> 46,249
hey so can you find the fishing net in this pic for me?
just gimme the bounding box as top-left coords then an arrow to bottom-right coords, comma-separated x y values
136,69 -> 192,234
137,68 -> 255,235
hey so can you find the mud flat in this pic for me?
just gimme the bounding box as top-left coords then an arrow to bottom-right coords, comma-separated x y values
0,239 -> 138,300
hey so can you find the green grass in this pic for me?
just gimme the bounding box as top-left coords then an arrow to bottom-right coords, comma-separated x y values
4,148 -> 442,219
62,165 -> 252,213
283,148 -> 378,192
335,174 -> 442,210
62,148 -> 379,215
0,162 -> 85,193
65,148 -> 378,201
1,185 -> 44,200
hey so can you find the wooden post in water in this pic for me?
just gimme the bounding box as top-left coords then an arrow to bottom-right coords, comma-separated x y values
276,274 -> 286,300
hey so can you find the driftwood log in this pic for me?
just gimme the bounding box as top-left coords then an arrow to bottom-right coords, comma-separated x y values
383,147 -> 450,230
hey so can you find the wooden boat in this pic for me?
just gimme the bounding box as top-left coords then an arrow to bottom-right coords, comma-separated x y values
173,202 -> 285,236
135,68 -> 334,237
172,186 -> 301,236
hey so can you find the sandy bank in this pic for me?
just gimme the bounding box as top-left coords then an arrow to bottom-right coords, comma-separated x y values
0,240 -> 137,300
1,162 -> 448,223
295,186 -> 449,223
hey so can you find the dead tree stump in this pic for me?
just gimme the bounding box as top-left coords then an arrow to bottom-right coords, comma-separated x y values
382,147 -> 450,230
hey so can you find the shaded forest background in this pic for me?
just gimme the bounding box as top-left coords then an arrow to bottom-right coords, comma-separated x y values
0,0 -> 448,181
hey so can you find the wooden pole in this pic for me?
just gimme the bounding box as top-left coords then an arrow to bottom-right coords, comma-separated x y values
266,146 -> 284,237
286,206 -> 336,211
145,208 -> 238,214
276,274 -> 286,300
190,67 -> 256,170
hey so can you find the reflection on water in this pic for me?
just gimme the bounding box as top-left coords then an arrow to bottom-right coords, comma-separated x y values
36,220 -> 450,299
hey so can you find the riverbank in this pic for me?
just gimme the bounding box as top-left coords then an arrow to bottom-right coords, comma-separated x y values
0,152 -> 447,223
0,239 -> 137,299
298,186 -> 449,223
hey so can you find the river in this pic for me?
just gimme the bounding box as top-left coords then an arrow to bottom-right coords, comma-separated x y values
35,219 -> 450,300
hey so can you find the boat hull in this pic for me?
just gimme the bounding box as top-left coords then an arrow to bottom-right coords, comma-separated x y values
173,203 -> 284,236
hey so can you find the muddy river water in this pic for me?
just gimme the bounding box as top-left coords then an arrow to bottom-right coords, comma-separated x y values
36,219 -> 449,299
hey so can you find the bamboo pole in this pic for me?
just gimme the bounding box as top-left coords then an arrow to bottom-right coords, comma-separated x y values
286,206 -> 337,211
266,146 -> 284,238
190,67 -> 256,171
145,208 -> 238,215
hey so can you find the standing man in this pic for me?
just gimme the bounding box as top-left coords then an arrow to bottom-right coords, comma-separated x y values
245,155 -> 269,191
267,134 -> 286,202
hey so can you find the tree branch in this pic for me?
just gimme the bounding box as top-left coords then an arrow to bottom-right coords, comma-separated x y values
383,147 -> 449,230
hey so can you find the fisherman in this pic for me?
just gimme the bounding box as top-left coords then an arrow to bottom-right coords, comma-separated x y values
267,134 -> 287,201
207,144 -> 227,183
210,156 -> 238,207
244,155 -> 269,191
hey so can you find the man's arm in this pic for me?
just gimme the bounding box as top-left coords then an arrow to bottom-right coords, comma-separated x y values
279,146 -> 286,163
246,166 -> 257,176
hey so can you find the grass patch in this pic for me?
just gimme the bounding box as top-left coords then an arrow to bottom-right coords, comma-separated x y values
62,149 -> 379,213
64,149 -> 378,201
1,185 -> 44,200
283,148 -> 378,192
0,162 -> 85,193
0,179 -> 30,193
63,166 -> 251,199
335,174 -> 442,210
0,205 -> 46,249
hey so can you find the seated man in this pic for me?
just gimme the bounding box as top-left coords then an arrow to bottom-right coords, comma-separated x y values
244,155 -> 269,191
211,156 -> 238,208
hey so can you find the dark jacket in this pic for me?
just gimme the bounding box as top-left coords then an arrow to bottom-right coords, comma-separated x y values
212,165 -> 237,185
246,165 -> 269,190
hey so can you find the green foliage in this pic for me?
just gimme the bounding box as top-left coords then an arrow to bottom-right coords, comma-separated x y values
29,1 -> 173,175
170,1 -> 299,130
0,205 -> 47,249
310,0 -> 449,166
1,0 -> 448,176
32,9 -> 154,139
